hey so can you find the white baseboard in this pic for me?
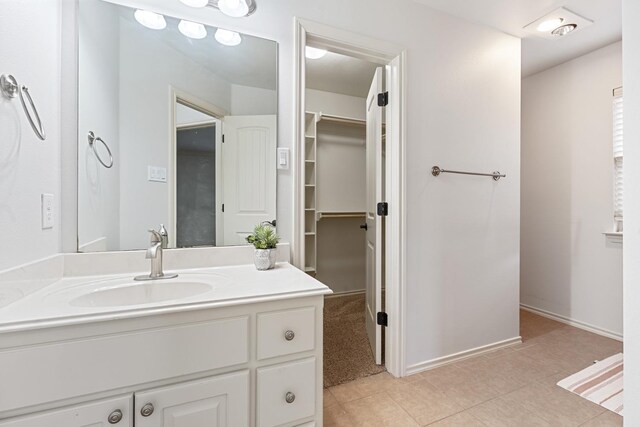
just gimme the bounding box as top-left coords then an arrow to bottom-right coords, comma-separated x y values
404,336 -> 522,376
520,304 -> 623,342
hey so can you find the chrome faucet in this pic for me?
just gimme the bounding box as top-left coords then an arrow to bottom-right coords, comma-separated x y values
134,229 -> 178,281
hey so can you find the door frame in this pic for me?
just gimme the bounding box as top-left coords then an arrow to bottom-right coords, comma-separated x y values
293,18 -> 407,377
169,88 -> 227,247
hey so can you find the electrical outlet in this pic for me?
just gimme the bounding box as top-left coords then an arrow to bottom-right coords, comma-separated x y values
41,194 -> 54,229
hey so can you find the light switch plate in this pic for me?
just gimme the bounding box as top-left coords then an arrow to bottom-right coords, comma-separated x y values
277,148 -> 290,170
148,166 -> 167,183
41,193 -> 54,229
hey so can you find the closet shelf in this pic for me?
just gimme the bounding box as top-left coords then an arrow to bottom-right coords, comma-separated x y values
317,211 -> 366,220
305,184 -> 315,188
305,232 -> 316,236
304,267 -> 316,273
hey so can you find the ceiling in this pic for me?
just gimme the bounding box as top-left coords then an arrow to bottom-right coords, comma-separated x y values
412,0 -> 622,76
306,51 -> 379,98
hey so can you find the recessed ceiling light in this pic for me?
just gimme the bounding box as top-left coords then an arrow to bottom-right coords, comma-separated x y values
305,46 -> 327,60
178,20 -> 207,39
215,28 -> 242,46
523,7 -> 592,40
218,0 -> 249,17
552,24 -> 577,37
179,0 -> 209,7
536,17 -> 563,32
134,10 -> 167,30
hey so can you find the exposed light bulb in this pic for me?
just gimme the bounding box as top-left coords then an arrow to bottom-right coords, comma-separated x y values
305,46 -> 327,60
218,0 -> 249,17
178,20 -> 208,39
179,0 -> 209,7
536,17 -> 564,32
134,9 -> 167,30
215,28 -> 242,46
551,23 -> 577,37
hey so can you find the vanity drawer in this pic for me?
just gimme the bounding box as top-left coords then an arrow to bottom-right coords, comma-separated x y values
256,307 -> 315,360
256,358 -> 316,427
0,316 -> 249,413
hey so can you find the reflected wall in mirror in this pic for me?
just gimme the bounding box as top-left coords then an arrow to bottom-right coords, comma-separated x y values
77,0 -> 278,252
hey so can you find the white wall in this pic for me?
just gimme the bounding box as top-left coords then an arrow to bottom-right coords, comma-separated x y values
0,0 -> 61,270
60,0 -> 521,372
77,0 -> 121,252
306,89 -> 365,120
623,0 -> 640,422
521,42 -> 623,337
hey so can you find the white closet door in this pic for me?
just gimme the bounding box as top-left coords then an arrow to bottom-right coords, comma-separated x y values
365,68 -> 384,365
222,115 -> 277,245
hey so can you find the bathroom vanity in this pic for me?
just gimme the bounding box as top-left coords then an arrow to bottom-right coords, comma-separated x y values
0,250 -> 330,426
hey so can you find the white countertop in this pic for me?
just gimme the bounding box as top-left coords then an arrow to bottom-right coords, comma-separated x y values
0,262 -> 331,333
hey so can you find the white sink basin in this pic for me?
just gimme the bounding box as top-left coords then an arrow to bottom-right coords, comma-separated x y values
70,281 -> 213,308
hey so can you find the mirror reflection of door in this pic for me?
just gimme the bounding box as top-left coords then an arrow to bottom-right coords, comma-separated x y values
175,101 -> 223,248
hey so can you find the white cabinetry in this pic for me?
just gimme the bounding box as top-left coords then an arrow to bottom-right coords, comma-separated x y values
0,395 -> 132,427
135,372 -> 249,427
0,296 -> 324,426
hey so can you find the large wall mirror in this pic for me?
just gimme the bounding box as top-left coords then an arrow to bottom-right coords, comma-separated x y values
77,0 -> 278,252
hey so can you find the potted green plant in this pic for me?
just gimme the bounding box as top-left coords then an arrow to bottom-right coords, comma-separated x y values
246,223 -> 280,270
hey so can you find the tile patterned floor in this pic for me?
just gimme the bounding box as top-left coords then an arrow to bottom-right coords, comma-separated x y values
324,310 -> 624,426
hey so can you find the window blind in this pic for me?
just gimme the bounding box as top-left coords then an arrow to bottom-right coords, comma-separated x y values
613,88 -> 623,230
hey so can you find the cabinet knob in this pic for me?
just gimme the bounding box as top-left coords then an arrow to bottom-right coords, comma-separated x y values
285,391 -> 296,404
108,409 -> 123,424
284,330 -> 295,341
140,403 -> 155,417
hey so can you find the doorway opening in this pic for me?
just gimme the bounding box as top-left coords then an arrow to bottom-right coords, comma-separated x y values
295,19 -> 406,384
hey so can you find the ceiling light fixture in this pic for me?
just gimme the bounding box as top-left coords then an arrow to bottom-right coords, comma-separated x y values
178,20 -> 208,39
179,0 -> 209,7
305,46 -> 327,60
552,23 -> 577,37
218,0 -> 249,17
134,10 -> 167,30
536,17 -> 563,32
176,0 -> 257,17
215,28 -> 242,46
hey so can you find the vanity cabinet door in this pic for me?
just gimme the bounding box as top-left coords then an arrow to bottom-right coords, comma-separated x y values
134,371 -> 249,427
0,395 -> 132,427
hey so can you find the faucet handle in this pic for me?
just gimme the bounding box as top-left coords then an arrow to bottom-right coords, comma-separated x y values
148,229 -> 162,244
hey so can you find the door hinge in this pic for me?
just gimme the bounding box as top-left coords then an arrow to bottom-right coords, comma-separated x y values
222,204 -> 224,213
377,91 -> 389,107
377,312 -> 388,327
377,202 -> 388,216
222,134 -> 225,143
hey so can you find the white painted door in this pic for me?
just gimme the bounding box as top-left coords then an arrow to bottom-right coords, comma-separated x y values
365,68 -> 384,365
222,115 -> 277,245
135,371 -> 249,427
0,395 -> 132,427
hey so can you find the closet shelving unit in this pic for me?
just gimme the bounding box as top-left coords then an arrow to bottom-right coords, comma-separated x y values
304,111 -> 318,275
303,111 -> 367,277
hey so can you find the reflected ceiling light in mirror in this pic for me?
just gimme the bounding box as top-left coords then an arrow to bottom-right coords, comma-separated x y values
179,0 -> 209,7
305,46 -> 327,60
134,9 -> 167,30
218,0 -> 249,17
178,20 -> 208,39
215,29 -> 242,46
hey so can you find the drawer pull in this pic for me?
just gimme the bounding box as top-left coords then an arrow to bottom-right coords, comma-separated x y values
140,403 -> 155,417
284,330 -> 295,341
108,409 -> 123,424
285,391 -> 296,404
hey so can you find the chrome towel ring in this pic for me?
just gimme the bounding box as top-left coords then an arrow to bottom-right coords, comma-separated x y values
0,74 -> 46,141
87,131 -> 114,169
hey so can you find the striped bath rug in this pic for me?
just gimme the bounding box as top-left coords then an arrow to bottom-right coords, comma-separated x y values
557,353 -> 624,416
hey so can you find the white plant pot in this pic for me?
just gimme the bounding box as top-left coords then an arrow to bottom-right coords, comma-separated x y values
254,248 -> 277,270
